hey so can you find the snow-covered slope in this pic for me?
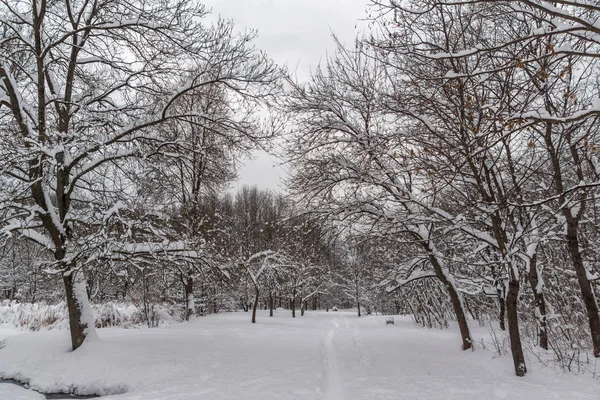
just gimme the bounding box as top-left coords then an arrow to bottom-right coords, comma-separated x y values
0,311 -> 598,399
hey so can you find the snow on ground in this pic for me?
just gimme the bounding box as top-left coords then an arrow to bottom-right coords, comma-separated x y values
0,383 -> 45,400
0,326 -> 25,340
1,311 -> 599,399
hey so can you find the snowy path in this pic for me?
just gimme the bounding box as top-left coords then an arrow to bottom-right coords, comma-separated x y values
322,318 -> 344,400
1,312 -> 599,399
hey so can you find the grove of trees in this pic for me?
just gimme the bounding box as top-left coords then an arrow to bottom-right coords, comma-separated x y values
1,0 -> 600,379
285,0 -> 600,377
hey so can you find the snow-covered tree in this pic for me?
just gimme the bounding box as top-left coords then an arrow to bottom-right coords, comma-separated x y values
285,40 -> 473,350
0,0 -> 278,350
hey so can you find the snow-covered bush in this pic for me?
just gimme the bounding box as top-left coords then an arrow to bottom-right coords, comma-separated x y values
0,300 -> 182,331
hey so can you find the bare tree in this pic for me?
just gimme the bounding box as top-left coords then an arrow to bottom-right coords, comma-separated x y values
0,0 -> 278,350
285,40 -> 473,350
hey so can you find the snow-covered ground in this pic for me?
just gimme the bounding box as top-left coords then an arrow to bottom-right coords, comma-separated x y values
1,311 -> 599,399
0,383 -> 45,400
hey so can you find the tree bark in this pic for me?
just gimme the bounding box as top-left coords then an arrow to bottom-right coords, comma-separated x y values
291,297 -> 296,318
269,293 -> 274,317
488,211 -> 526,375
252,287 -> 259,323
498,289 -> 506,331
427,253 -> 472,350
184,275 -> 194,321
301,301 -> 305,316
566,223 -> 600,357
528,252 -> 548,350
543,122 -> 600,357
63,270 -> 95,351
507,277 -> 526,376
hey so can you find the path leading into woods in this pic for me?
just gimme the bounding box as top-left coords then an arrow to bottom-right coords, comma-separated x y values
1,312 -> 599,400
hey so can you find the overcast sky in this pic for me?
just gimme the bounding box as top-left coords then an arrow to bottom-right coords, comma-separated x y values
202,0 -> 369,193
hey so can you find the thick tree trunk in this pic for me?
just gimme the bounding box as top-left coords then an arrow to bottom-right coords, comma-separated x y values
528,253 -> 548,350
301,301 -> 305,317
291,298 -> 296,318
566,225 -> 600,357
184,275 -> 194,321
357,300 -> 361,317
64,270 -> 96,351
269,293 -> 274,317
507,277 -> 526,376
252,287 -> 259,323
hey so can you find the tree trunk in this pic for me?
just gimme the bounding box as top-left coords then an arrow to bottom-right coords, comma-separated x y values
356,285 -> 362,317
252,287 -> 259,323
427,253 -> 472,350
566,224 -> 600,357
213,289 -> 219,315
528,252 -> 548,350
301,301 -> 305,316
184,275 -> 194,321
63,269 -> 96,351
498,293 -> 506,331
507,277 -> 526,376
269,293 -> 274,317
291,297 -> 296,318
544,122 -> 600,357
142,269 -> 153,327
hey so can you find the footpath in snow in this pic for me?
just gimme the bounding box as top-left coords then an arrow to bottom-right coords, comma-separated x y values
1,311 -> 599,399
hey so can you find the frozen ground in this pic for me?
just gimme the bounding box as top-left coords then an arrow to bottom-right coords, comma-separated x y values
1,311 -> 599,399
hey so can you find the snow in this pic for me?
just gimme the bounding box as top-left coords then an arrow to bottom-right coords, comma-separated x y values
186,293 -> 194,315
323,318 -> 344,400
0,301 -> 181,331
1,312 -> 599,399
0,383 -> 45,400
71,271 -> 98,340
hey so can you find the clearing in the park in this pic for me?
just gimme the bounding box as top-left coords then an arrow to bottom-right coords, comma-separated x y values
0,311 -> 598,400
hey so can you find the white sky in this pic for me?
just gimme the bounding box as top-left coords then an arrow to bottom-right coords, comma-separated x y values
202,0 -> 370,193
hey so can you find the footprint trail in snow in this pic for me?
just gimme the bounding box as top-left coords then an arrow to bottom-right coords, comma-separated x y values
322,318 -> 345,400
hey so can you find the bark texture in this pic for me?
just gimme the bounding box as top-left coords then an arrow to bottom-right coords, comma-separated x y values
427,253 -> 472,351
507,278 -> 526,376
252,288 -> 259,323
